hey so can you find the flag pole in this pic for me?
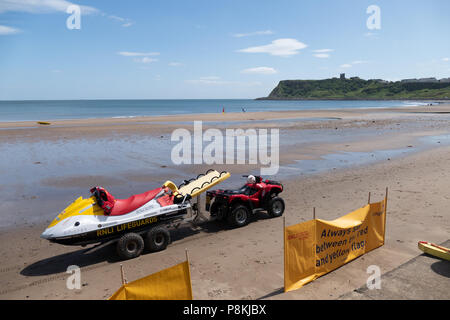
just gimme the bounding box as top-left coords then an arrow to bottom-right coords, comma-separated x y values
283,216 -> 286,292
383,187 -> 388,241
185,248 -> 194,300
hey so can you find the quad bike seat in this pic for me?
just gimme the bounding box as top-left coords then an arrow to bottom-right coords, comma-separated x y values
91,186 -> 167,216
222,184 -> 259,196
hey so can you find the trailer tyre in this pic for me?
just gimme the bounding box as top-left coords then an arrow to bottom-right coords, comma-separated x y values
146,226 -> 171,252
268,197 -> 285,217
227,205 -> 250,228
116,233 -> 144,260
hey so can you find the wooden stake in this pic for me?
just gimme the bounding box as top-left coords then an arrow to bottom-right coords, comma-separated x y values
185,248 -> 194,300
383,187 -> 388,241
368,192 -> 371,204
385,187 -> 388,211
313,207 -> 316,220
120,264 -> 127,285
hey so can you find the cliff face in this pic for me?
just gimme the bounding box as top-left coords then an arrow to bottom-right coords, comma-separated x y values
259,78 -> 450,100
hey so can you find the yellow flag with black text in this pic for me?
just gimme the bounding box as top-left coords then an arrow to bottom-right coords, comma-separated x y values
109,261 -> 193,300
284,197 -> 386,292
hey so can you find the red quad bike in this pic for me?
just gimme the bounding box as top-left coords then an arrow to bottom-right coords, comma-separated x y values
205,175 -> 285,228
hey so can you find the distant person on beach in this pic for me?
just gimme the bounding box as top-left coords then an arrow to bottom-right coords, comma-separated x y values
242,107 -> 246,112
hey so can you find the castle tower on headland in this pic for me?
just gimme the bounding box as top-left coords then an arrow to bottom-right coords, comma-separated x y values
340,73 -> 346,80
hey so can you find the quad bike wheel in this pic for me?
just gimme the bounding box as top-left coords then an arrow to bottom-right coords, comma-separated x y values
227,205 -> 250,228
268,197 -> 285,217
116,233 -> 145,260
145,226 -> 171,252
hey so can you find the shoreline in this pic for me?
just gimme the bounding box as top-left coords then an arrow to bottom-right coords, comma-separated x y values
1,103 -> 450,128
2,98 -> 445,101
0,100 -> 443,125
256,97 -> 450,101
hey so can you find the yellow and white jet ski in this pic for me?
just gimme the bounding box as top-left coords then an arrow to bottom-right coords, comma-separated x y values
41,169 -> 230,259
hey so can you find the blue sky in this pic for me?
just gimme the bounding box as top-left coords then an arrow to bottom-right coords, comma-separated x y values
0,0 -> 449,100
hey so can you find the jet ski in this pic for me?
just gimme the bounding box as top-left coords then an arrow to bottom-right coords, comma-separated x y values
41,169 -> 230,259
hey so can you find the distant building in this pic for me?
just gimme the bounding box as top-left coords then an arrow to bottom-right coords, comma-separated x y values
340,73 -> 345,80
418,77 -> 438,83
350,76 -> 360,80
439,78 -> 450,83
401,78 -> 418,83
401,77 -> 441,83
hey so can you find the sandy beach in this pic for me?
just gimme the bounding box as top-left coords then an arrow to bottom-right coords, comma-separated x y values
1,104 -> 449,300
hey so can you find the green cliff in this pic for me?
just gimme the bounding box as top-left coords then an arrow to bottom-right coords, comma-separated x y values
258,77 -> 450,100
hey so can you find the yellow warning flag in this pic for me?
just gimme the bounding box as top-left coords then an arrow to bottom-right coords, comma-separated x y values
284,197 -> 387,292
314,205 -> 373,278
365,198 -> 387,251
284,219 -> 316,292
109,261 -> 193,300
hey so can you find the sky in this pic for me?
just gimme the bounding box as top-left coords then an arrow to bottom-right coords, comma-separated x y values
0,0 -> 449,100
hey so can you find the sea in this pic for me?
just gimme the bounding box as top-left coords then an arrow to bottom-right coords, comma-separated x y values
0,99 -> 429,122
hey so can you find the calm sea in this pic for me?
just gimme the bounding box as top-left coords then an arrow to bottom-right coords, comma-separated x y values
0,99 -> 427,122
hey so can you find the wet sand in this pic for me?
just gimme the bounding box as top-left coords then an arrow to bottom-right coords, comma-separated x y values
0,104 -> 450,299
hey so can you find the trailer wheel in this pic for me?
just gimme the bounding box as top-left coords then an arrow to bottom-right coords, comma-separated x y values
268,197 -> 285,217
116,233 -> 144,260
145,226 -> 171,252
227,205 -> 250,228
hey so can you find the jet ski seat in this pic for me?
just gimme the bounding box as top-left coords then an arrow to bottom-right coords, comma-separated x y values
111,188 -> 164,216
91,186 -> 165,216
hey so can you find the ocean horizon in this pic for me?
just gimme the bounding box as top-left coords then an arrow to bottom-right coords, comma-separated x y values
0,99 -> 429,122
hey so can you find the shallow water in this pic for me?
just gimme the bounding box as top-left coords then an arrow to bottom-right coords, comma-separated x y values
148,117 -> 343,127
274,148 -> 413,179
270,132 -> 450,180
1,120 -> 449,229
0,99 -> 426,122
